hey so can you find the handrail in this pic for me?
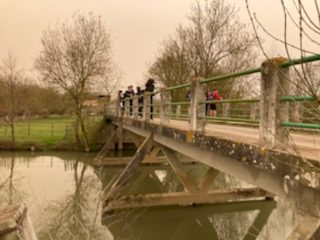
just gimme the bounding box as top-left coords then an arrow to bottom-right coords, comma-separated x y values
281,54 -> 320,68
163,54 -> 320,91
108,54 -> 320,133
282,121 -> 320,129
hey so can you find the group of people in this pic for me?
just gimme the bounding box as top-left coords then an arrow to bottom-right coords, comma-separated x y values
118,78 -> 155,118
186,89 -> 222,117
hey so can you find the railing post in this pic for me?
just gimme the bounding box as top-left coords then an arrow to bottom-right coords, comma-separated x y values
133,96 -> 139,119
291,102 -> 301,123
116,95 -> 121,118
250,102 -> 259,120
176,105 -> 181,117
124,98 -> 129,117
259,58 -> 290,149
143,92 -> 150,122
160,89 -> 171,125
190,77 -> 206,133
290,84 -> 302,123
222,103 -> 230,118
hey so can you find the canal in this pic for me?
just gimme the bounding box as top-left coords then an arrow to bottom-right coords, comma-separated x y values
0,151 -> 298,239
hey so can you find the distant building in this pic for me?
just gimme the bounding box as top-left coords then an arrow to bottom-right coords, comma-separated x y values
82,94 -> 110,115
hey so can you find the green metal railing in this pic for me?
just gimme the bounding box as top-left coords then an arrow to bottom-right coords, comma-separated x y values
111,54 -> 319,131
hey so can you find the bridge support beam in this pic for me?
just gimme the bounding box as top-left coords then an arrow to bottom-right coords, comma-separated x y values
197,168 -> 219,193
119,123 -> 320,218
260,58 -> 290,149
103,133 -> 154,200
103,188 -> 271,213
162,147 -> 198,193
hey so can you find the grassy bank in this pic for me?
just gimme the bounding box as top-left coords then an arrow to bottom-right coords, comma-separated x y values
0,116 -> 103,150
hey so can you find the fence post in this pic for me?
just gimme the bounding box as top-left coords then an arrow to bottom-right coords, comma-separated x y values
222,103 -> 230,118
189,77 -> 206,133
259,57 -> 290,149
160,89 -> 171,126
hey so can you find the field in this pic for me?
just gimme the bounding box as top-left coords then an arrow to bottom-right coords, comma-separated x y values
0,116 -> 102,147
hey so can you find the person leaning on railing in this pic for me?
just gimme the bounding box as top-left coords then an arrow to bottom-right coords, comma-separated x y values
136,86 -> 144,117
124,85 -> 134,116
145,78 -> 155,119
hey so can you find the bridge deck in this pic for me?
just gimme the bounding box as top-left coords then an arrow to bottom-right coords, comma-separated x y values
150,118 -> 320,161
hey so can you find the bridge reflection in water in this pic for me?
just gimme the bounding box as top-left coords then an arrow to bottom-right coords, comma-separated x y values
97,162 -> 276,240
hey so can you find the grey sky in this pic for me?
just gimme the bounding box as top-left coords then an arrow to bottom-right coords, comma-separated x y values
0,0 -> 318,88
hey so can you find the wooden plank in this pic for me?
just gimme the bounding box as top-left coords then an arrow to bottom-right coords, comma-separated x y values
162,147 -> 198,193
103,188 -> 272,213
0,203 -> 37,240
197,168 -> 219,193
0,204 -> 26,235
20,214 -> 37,240
103,133 -> 153,201
287,214 -> 320,240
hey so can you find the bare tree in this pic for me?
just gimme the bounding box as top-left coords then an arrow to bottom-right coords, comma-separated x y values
0,53 -> 24,146
94,62 -> 122,98
245,0 -> 320,101
149,0 -> 258,100
35,13 -> 114,151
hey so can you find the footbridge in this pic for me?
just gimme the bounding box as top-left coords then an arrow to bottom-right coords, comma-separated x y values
98,56 -> 320,239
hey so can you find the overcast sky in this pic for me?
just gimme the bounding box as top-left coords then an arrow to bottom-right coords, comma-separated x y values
0,0 -> 318,88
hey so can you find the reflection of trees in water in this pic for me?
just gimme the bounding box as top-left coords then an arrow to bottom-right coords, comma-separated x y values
0,155 -> 25,207
37,161 -> 112,240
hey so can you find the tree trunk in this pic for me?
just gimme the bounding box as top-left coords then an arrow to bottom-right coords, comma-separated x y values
9,115 -> 15,149
74,116 -> 81,146
79,116 -> 90,152
75,103 -> 90,152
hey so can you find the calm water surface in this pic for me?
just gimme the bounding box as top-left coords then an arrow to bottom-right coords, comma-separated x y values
0,152 -> 297,240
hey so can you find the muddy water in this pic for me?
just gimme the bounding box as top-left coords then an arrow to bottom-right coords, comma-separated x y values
0,152 -> 297,240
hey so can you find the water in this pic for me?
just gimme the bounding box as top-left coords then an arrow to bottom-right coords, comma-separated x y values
0,152 -> 297,240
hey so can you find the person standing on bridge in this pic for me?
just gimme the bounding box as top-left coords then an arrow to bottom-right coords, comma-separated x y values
136,86 -> 144,117
211,89 -> 222,117
124,85 -> 134,116
145,78 -> 155,119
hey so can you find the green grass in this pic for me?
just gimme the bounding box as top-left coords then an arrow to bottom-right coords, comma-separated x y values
0,116 -> 103,148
